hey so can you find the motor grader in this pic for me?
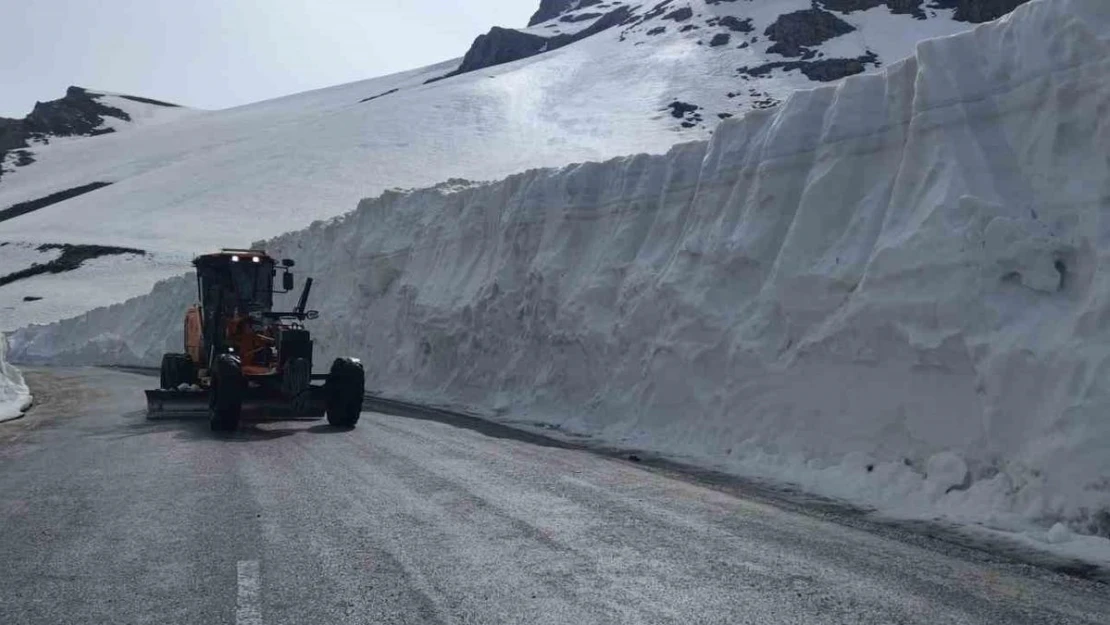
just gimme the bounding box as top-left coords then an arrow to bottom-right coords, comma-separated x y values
145,249 -> 364,431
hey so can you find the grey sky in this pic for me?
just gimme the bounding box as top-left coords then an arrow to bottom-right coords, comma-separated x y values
1,0 -> 535,117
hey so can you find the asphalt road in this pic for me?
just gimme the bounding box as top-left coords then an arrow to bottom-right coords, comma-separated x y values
1,368 -> 1108,625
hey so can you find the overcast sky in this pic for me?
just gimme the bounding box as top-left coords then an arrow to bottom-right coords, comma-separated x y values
1,0 -> 535,117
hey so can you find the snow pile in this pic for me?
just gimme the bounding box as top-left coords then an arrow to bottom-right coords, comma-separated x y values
0,333 -> 32,423
0,1 -> 1002,331
11,0 -> 1110,546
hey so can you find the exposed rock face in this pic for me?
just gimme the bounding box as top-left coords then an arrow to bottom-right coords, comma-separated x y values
0,242 -> 145,288
451,27 -> 551,77
0,118 -> 25,153
23,87 -> 130,137
441,6 -> 634,81
561,12 -> 602,23
930,0 -> 1030,22
529,0 -> 607,26
0,87 -> 131,180
717,16 -> 754,32
662,7 -> 693,22
0,181 -> 114,223
819,0 -> 926,19
738,51 -> 880,83
764,9 -> 856,58
817,0 -> 1029,22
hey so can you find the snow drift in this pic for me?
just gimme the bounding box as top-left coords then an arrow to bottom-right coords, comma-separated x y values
11,0 -> 1110,541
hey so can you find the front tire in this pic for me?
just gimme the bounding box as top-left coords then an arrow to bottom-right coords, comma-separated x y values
209,354 -> 243,432
326,358 -> 364,428
283,357 -> 312,415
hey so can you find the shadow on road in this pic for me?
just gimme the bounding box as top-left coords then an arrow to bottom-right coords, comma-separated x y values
209,425 -> 297,442
305,423 -> 354,434
121,412 -> 327,443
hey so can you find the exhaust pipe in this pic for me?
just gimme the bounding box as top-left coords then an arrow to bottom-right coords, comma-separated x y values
295,277 -> 313,314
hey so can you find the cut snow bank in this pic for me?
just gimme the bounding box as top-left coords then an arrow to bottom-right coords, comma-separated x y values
0,334 -> 32,423
10,0 -> 1110,550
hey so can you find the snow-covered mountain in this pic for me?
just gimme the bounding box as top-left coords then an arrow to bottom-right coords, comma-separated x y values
0,0 -> 1028,330
1,86 -> 194,179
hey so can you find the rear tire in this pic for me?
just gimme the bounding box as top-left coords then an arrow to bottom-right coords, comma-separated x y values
326,358 -> 364,428
160,353 -> 194,390
209,355 -> 243,432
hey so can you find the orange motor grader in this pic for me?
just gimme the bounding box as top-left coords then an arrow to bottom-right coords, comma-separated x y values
145,249 -> 364,431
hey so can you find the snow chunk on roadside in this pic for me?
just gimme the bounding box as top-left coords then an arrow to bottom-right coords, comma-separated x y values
0,333 -> 32,423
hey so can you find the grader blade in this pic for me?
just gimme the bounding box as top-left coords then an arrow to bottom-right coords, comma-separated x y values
145,389 -> 210,419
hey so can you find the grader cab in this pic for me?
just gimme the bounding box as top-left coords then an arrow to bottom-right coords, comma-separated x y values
145,249 -> 364,431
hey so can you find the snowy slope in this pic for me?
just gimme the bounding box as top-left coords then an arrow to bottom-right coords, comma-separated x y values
0,1 -> 1018,330
15,0 -> 1110,561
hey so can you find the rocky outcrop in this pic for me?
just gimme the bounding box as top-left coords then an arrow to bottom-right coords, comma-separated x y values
528,0 -> 606,26
0,182 -> 114,223
529,0 -> 576,26
449,27 -> 551,77
765,9 -> 856,58
0,87 -> 131,180
662,7 -> 693,22
0,118 -> 26,154
23,86 -> 130,138
930,0 -> 1031,23
439,5 -> 634,81
0,242 -> 144,288
817,0 -> 1029,22
819,0 -> 927,19
716,16 -> 754,32
738,51 -> 879,82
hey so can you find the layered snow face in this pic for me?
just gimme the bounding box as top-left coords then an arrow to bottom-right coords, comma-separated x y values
0,333 -> 32,423
11,0 -> 1110,544
0,1 -> 1002,331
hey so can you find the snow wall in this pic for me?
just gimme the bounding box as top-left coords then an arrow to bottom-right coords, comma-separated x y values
10,0 -> 1110,537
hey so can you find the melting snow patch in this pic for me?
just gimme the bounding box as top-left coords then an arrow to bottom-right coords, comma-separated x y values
0,333 -> 32,423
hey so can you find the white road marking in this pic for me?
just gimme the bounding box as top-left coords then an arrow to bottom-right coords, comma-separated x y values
237,560 -> 263,625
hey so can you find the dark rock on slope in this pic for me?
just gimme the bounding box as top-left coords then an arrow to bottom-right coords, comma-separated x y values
528,0 -> 606,26
116,94 -> 181,108
717,16 -> 754,33
0,242 -> 146,288
765,9 -> 856,58
930,0 -> 1030,23
710,33 -> 731,47
530,0 -> 577,26
439,6 -> 633,81
23,86 -> 130,138
818,0 -> 928,19
449,27 -> 551,77
0,87 -> 135,180
662,7 -> 693,22
739,51 -> 880,83
817,0 -> 1029,22
0,118 -> 26,153
0,182 -> 114,223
